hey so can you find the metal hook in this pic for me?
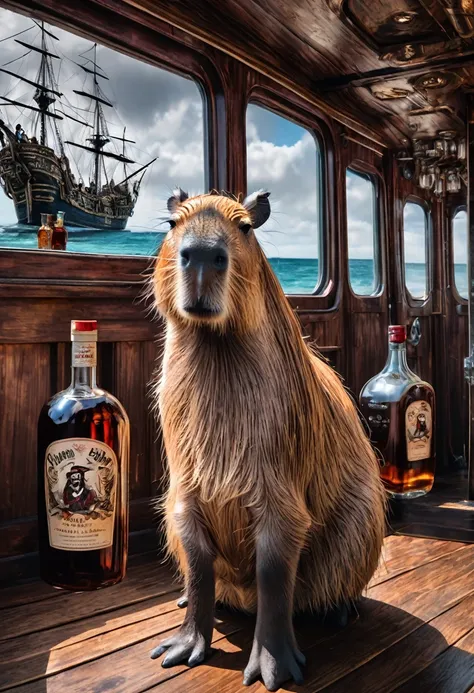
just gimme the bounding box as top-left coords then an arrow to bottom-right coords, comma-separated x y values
407,317 -> 422,346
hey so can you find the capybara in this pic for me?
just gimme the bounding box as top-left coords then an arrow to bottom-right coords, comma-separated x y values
150,189 -> 386,691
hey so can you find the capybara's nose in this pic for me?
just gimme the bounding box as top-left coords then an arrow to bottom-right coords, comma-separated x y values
180,239 -> 228,273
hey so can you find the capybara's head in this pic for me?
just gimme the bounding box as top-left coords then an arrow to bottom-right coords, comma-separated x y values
153,189 -> 271,332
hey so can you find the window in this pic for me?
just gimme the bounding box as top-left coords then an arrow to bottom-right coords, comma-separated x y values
0,8 -> 206,256
346,168 -> 378,295
403,201 -> 429,299
246,103 -> 323,294
453,209 -> 468,299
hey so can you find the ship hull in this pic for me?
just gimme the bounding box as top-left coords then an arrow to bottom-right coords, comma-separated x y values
0,142 -> 135,231
13,194 -> 128,230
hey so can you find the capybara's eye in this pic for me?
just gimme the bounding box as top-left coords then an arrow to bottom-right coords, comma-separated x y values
239,223 -> 251,235
168,219 -> 176,229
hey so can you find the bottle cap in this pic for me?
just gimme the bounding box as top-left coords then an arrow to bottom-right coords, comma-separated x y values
71,320 -> 98,341
72,320 -> 97,332
389,325 -> 406,343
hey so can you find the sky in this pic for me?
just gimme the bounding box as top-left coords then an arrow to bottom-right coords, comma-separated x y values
0,7 -> 453,264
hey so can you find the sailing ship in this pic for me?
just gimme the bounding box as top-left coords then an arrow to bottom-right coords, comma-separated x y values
0,21 -> 155,230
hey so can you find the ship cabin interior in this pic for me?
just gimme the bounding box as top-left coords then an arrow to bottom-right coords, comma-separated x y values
3,0 -> 474,691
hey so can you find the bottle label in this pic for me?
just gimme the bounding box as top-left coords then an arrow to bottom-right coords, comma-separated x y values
72,341 -> 97,367
44,437 -> 117,551
406,400 -> 432,462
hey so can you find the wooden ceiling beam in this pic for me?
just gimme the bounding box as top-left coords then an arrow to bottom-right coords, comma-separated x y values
312,51 -> 474,91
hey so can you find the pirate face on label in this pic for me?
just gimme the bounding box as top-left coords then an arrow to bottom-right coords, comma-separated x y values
63,465 -> 97,512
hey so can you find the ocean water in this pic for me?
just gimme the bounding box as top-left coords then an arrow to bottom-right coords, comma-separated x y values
0,224 -> 468,298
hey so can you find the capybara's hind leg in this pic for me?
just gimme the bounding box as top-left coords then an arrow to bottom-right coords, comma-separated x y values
243,509 -> 310,691
151,502 -> 215,668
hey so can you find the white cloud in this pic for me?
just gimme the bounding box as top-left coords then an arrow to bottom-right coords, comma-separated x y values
0,6 -> 462,283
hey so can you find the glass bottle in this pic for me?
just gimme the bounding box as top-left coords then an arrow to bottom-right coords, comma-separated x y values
359,325 -> 436,498
37,320 -> 130,590
37,213 -> 52,250
51,210 -> 67,250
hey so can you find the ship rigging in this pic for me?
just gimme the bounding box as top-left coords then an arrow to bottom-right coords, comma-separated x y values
0,21 -> 156,230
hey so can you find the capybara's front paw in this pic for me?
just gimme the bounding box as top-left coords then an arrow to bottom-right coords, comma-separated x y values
243,632 -> 306,691
150,622 -> 211,668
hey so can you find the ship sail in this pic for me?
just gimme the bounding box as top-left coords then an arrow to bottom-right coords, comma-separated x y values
0,23 -> 156,230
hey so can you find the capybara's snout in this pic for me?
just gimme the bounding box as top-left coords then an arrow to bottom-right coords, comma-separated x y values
179,235 -> 228,318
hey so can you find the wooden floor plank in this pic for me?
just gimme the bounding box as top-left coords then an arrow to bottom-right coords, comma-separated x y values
3,536 -> 474,693
143,544 -> 474,693
394,523 -> 474,544
370,535 -> 467,587
0,563 -> 180,642
392,627 -> 474,693
7,542 -> 473,693
0,590 -> 183,690
4,620 -> 246,693
319,593 -> 474,693
0,551 -> 161,610
0,579 -> 59,610
366,545 -> 474,621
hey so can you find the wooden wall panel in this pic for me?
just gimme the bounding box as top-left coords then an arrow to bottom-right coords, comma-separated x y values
113,341 -> 161,501
446,313 -> 469,466
0,0 -> 471,582
0,344 -> 51,522
350,312 -> 388,398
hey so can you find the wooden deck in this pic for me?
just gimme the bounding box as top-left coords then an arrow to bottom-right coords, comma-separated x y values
2,534 -> 474,693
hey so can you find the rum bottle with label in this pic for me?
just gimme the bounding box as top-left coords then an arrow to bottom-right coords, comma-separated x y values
359,325 -> 436,498
37,213 -> 52,249
37,320 -> 130,590
51,210 -> 67,250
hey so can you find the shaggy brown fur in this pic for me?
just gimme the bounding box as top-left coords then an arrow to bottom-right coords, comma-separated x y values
151,189 -> 386,687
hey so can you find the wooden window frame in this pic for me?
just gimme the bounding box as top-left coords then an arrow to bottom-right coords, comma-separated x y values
245,86 -> 337,307
402,196 -> 433,308
451,204 -> 468,305
0,4 -> 226,292
245,98 -> 326,296
345,164 -> 382,299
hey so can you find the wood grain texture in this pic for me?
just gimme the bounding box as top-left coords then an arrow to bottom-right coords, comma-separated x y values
370,534 -> 468,586
0,344 -> 51,522
0,562 -> 179,642
0,0 -> 471,582
3,536 -> 474,693
322,593 -> 474,693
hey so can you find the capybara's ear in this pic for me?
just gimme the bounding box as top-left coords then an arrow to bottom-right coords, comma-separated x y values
243,190 -> 271,229
167,187 -> 189,214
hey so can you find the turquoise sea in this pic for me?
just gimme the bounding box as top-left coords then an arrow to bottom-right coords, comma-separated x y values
0,224 -> 468,297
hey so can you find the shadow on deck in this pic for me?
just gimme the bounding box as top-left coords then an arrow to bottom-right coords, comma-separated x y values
1,531 -> 474,692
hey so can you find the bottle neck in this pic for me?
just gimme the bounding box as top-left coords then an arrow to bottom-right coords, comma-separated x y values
383,340 -> 412,376
70,338 -> 98,392
71,365 -> 97,390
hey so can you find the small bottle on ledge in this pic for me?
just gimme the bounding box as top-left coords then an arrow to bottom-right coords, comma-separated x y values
51,210 -> 67,250
37,320 -> 130,590
359,325 -> 436,499
37,213 -> 52,249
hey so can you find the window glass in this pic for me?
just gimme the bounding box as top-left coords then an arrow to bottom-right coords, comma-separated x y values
453,209 -> 468,299
0,8 -> 205,256
346,168 -> 378,295
246,103 -> 322,293
403,201 -> 429,299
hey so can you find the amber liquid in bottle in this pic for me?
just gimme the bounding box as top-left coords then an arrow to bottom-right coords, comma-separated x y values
37,213 -> 52,250
37,320 -> 130,590
51,210 -> 67,250
359,325 -> 436,498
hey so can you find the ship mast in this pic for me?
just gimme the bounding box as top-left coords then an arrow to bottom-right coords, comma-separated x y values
32,22 -> 59,146
92,44 -> 105,192
67,43 -> 135,194
0,22 -> 63,147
